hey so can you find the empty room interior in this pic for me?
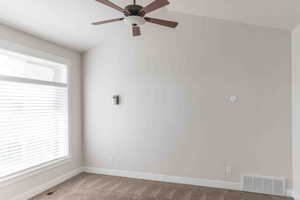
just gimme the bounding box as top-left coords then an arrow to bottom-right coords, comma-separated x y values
1,0 -> 300,200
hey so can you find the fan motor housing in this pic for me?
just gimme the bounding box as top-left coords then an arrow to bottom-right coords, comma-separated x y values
125,4 -> 145,16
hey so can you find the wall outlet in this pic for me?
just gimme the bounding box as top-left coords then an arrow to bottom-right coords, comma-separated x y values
225,166 -> 232,177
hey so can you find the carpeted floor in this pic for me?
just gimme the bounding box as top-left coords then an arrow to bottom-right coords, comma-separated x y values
31,173 -> 293,200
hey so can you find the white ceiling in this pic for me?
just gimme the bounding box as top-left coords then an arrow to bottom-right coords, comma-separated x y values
0,0 -> 299,52
168,0 -> 300,31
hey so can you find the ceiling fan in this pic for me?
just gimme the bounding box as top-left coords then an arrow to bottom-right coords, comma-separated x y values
92,0 -> 178,36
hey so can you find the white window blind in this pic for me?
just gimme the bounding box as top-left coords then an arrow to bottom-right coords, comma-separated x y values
0,49 -> 69,179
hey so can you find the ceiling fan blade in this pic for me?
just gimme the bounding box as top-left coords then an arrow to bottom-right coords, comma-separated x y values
95,0 -> 129,14
141,0 -> 169,14
145,17 -> 178,28
92,18 -> 124,25
132,26 -> 141,36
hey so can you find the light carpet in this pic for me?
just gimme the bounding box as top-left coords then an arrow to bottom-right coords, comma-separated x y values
31,173 -> 293,200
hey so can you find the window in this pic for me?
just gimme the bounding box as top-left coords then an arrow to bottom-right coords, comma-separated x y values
0,49 -> 69,179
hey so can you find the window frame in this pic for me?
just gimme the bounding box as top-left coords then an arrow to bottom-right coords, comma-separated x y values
0,40 -> 72,186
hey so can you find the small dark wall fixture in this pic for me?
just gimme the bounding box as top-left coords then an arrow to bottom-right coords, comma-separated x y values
113,95 -> 120,105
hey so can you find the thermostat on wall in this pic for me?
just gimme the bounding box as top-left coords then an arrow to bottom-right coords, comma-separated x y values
229,96 -> 238,103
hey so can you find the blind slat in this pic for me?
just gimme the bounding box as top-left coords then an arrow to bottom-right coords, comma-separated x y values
0,79 -> 69,178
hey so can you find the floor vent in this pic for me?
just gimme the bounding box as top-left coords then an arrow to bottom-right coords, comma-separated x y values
46,191 -> 56,196
241,175 -> 286,196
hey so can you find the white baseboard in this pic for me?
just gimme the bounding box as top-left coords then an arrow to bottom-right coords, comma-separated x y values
11,168 -> 83,200
83,167 -> 241,191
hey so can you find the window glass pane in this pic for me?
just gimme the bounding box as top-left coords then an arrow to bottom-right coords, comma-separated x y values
0,50 -> 67,84
0,48 -> 69,179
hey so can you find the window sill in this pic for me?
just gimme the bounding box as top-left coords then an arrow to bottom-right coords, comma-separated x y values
0,156 -> 72,188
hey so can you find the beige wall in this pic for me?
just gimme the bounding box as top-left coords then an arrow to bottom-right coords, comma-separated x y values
0,25 -> 83,199
0,11 -> 293,198
292,25 -> 300,198
83,13 -> 292,186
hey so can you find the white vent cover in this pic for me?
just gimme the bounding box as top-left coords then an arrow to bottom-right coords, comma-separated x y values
242,175 -> 286,196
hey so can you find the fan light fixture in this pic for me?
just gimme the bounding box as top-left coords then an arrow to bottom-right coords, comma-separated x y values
124,16 -> 146,27
92,0 -> 178,37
